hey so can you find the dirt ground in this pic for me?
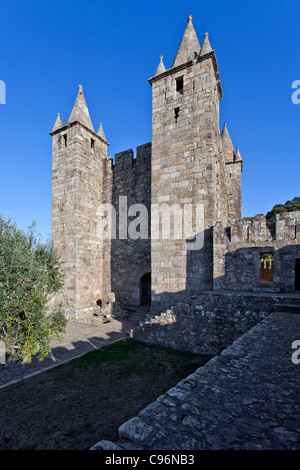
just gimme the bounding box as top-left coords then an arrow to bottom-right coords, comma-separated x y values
0,339 -> 211,450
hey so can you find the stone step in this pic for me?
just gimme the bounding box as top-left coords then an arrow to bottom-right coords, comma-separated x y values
130,305 -> 151,323
274,303 -> 300,314
130,313 -> 148,320
252,287 -> 281,293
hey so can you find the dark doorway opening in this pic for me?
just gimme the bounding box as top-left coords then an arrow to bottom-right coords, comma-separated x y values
140,273 -> 151,306
295,259 -> 300,291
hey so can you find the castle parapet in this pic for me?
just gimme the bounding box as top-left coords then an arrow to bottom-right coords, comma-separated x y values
227,212 -> 300,245
275,211 -> 300,242
230,215 -> 268,244
114,149 -> 134,171
113,142 -> 151,173
136,142 -> 152,166
214,211 -> 300,293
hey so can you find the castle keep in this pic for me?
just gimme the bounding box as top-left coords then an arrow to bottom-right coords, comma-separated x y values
50,16 -> 300,321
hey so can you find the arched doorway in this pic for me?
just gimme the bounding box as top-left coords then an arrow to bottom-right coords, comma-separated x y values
140,273 -> 151,306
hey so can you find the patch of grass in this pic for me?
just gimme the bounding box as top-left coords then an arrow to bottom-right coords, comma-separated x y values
0,339 -> 212,450
70,338 -> 198,373
71,338 -> 149,367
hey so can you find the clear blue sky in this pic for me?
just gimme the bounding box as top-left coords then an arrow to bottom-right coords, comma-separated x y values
0,0 -> 299,240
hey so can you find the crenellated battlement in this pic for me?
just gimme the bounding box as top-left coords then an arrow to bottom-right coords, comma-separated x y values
112,142 -> 151,173
216,211 -> 300,246
214,212 -> 300,293
275,211 -> 300,241
114,149 -> 134,170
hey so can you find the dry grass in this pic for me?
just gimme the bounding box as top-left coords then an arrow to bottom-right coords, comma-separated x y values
0,339 -> 211,450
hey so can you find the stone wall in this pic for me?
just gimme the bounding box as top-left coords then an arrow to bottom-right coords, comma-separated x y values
213,212 -> 300,293
111,143 -> 151,308
131,291 -> 278,356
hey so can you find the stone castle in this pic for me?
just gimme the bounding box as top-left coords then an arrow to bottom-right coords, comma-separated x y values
50,15 -> 300,321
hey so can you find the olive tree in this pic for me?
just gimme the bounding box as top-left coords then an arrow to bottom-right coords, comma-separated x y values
0,216 -> 67,362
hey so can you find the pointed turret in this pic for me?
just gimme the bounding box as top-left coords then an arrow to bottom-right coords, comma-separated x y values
69,85 -> 94,132
97,122 -> 107,142
155,56 -> 166,76
172,15 -> 201,68
221,123 -> 235,163
200,32 -> 213,56
235,146 -> 242,162
224,136 -> 243,221
51,113 -> 63,132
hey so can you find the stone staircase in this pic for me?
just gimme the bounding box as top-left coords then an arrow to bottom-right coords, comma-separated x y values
252,286 -> 280,293
130,304 -> 151,323
274,302 -> 300,314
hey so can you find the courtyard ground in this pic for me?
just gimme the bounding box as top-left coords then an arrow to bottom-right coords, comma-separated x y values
0,338 -> 210,450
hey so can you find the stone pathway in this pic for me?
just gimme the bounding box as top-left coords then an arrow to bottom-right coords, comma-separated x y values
0,317 -> 138,389
92,312 -> 300,450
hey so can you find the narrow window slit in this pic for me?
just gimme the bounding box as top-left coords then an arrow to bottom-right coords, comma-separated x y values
174,107 -> 180,123
176,77 -> 183,95
260,253 -> 274,284
225,227 -> 231,241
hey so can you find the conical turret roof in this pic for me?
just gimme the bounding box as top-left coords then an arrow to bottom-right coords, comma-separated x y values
51,113 -> 63,132
235,146 -> 243,162
69,85 -> 94,131
200,32 -> 213,56
155,56 -> 166,76
97,122 -> 107,142
172,15 -> 201,68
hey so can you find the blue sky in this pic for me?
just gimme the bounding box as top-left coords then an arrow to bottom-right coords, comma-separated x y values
0,0 -> 299,239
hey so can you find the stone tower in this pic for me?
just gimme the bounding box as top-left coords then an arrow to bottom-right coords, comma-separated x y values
50,86 -> 111,318
149,16 -> 230,313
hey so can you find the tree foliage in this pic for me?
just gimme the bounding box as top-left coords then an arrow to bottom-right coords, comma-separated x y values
0,216 -> 67,362
266,197 -> 300,224
260,253 -> 273,261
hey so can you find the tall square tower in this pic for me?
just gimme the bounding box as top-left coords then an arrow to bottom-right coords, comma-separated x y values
149,16 -> 227,312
